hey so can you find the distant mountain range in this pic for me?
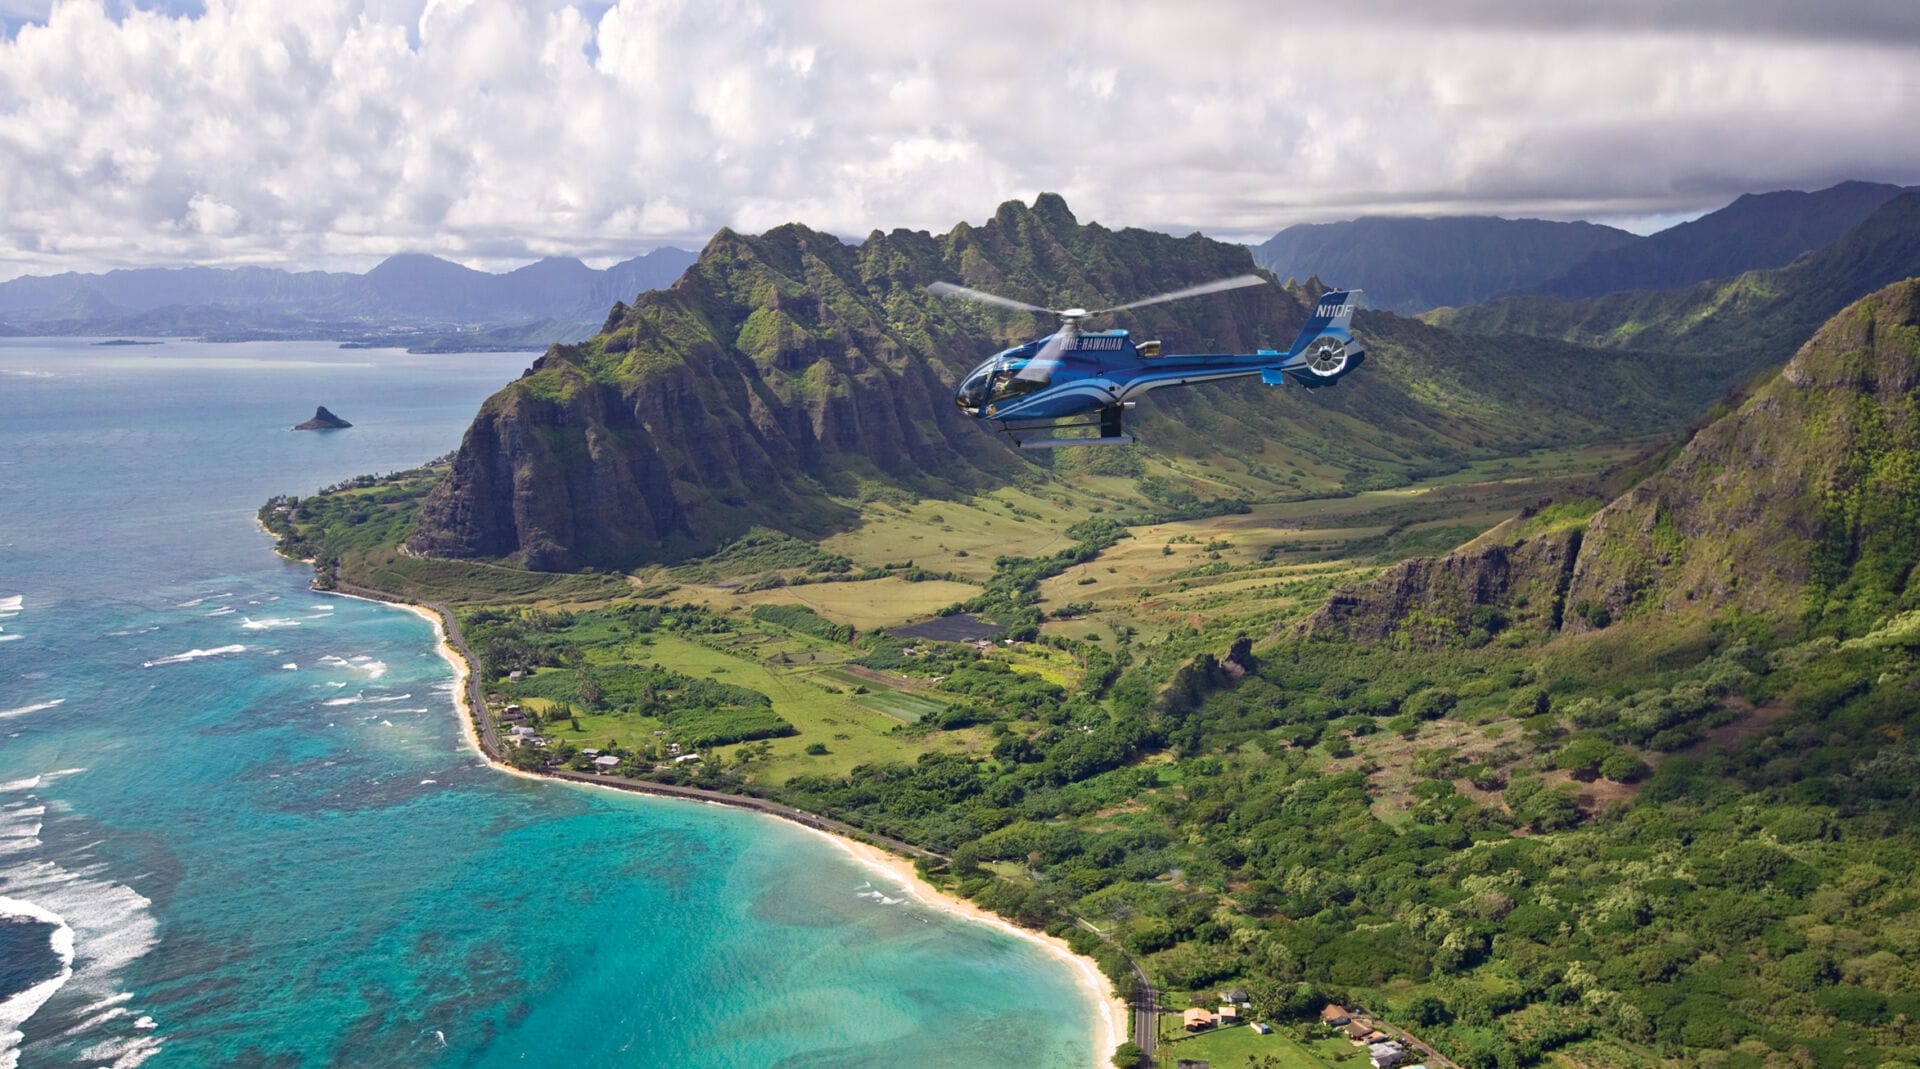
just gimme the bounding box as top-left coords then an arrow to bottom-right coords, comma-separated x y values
1250,180 -> 1915,314
1516,180 -> 1913,299
1250,215 -> 1638,314
0,247 -> 697,348
1428,191 -> 1920,374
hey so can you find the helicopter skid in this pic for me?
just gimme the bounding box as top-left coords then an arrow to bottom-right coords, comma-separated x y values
991,405 -> 1134,448
1016,434 -> 1135,449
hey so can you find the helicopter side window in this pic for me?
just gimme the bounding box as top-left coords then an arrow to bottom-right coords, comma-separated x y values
957,364 -> 994,409
988,365 -> 1049,403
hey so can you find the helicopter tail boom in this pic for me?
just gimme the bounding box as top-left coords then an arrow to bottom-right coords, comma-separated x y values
1286,289 -> 1360,355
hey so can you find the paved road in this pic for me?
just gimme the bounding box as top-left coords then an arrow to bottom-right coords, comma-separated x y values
327,582 -> 939,861
1077,918 -> 1158,1063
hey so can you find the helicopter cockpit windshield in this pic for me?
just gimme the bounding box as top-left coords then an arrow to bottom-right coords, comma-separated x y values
955,352 -> 1050,415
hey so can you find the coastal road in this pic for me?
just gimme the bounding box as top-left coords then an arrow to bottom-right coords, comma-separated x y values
1131,954 -> 1158,1064
1076,918 -> 1158,1063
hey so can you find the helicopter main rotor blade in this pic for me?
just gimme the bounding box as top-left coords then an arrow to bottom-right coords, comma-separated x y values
926,281 -> 1055,315
1013,331 -> 1070,383
1092,274 -> 1270,315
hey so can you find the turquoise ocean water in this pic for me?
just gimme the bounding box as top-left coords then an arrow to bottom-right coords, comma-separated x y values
0,339 -> 1098,1067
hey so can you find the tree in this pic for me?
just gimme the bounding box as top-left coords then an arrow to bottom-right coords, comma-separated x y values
1553,737 -> 1613,780
1405,993 -> 1453,1027
1600,751 -> 1650,783
1110,1041 -> 1145,1068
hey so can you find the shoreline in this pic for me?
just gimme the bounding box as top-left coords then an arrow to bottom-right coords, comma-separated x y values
334,586 -> 1129,1066
810,828 -> 1131,1062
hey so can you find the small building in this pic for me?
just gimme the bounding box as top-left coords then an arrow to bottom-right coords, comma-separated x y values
667,742 -> 682,754
674,753 -> 701,764
1221,988 -> 1249,1005
507,670 -> 524,680
1370,1041 -> 1408,1069
1251,1022 -> 1273,1035
1183,1008 -> 1215,1032
509,725 -> 536,738
1322,1004 -> 1352,1026
1218,1004 -> 1241,1024
1344,1022 -> 1375,1042
581,748 -> 602,758
593,755 -> 620,769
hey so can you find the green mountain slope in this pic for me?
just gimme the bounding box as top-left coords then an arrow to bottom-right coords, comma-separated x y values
1310,276 -> 1920,646
408,196 -> 1753,570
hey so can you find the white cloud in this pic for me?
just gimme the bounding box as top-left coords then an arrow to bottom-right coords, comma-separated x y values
0,0 -> 1915,277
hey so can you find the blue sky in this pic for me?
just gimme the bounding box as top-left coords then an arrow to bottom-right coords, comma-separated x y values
1,0 -> 1915,277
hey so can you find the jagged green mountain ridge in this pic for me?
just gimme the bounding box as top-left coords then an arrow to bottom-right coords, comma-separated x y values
1307,277 -> 1920,647
1250,215 -> 1640,313
1428,193 -> 1920,379
407,196 -> 1763,570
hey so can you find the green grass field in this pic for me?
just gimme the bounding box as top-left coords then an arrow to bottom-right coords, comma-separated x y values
658,576 -> 983,630
603,634 -> 986,783
1153,1021 -> 1368,1069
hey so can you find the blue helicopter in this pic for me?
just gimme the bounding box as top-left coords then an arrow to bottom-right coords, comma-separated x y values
930,275 -> 1364,447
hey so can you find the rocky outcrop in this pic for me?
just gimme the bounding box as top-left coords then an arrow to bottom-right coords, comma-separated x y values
1301,277 -> 1920,647
1303,525 -> 1582,645
294,406 -> 351,430
1564,277 -> 1920,630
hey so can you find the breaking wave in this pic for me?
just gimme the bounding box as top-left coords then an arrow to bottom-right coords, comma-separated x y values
0,783 -> 159,1068
0,701 -> 63,722
141,645 -> 245,668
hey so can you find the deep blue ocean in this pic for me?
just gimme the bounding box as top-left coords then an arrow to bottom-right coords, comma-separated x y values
0,339 -> 1098,1067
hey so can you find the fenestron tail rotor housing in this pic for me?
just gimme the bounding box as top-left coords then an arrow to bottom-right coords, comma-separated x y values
1305,338 -> 1349,376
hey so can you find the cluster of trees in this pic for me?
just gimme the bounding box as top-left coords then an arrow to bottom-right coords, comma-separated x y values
766,610 -> 1920,1069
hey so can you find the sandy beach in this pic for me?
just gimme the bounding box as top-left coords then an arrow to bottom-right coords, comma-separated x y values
363,590 -> 1130,1067
815,828 -> 1132,1064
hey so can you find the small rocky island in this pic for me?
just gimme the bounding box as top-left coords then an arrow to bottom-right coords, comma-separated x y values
293,406 -> 352,431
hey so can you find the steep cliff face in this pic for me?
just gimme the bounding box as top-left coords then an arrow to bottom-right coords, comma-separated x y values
1564,278 -> 1920,632
1306,525 -> 1583,645
1302,278 -> 1920,647
408,194 -> 1758,570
